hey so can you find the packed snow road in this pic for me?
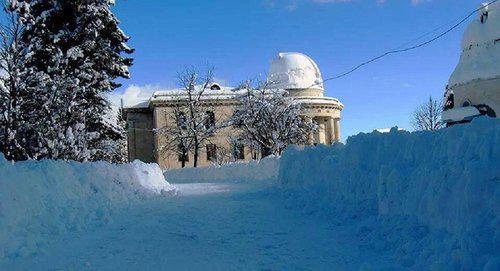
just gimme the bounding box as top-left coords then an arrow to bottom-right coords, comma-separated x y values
1,180 -> 398,271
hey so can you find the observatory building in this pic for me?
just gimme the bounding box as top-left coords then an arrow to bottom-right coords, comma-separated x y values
442,2 -> 500,123
123,53 -> 344,169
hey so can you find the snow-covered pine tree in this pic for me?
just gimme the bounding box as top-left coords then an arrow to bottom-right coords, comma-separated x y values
91,107 -> 128,163
16,0 -> 133,162
0,0 -> 28,160
74,0 -> 133,163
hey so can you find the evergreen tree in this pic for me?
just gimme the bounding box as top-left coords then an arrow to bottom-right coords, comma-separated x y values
0,0 -> 37,161
15,0 -> 133,162
92,107 -> 128,163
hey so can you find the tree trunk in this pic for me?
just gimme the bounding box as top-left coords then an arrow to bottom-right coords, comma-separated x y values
193,147 -> 198,168
193,137 -> 199,167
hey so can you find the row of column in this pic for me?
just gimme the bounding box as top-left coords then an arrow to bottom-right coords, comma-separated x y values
307,117 -> 340,145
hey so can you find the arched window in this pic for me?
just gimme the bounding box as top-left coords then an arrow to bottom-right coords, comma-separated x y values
210,83 -> 221,90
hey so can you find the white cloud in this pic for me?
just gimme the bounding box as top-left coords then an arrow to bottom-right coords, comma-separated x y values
266,0 -> 431,10
376,0 -> 431,6
286,2 -> 299,11
106,84 -> 159,117
411,0 -> 430,5
311,0 -> 353,3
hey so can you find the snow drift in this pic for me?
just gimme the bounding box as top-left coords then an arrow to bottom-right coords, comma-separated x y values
165,156 -> 279,184
0,158 -> 174,260
279,117 -> 499,270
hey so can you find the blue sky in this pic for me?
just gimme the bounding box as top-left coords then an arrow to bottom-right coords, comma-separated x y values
112,0 -> 484,140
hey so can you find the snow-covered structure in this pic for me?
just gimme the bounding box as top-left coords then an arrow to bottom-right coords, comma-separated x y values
442,2 -> 500,123
123,53 -> 344,169
268,52 -> 324,94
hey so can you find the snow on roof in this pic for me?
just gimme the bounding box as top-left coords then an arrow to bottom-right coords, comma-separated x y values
151,85 -> 247,103
125,100 -> 150,109
268,52 -> 324,91
461,2 -> 500,50
122,83 -> 343,108
448,2 -> 500,87
294,96 -> 342,106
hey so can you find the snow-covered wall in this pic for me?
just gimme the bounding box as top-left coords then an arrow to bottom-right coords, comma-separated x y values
164,157 -> 280,184
279,117 -> 499,269
0,158 -> 174,260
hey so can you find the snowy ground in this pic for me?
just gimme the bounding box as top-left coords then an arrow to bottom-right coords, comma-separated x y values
1,179 -> 408,271
1,118 -> 497,270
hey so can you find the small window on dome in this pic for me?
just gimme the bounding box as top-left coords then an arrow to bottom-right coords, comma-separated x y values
481,12 -> 488,23
210,84 -> 221,90
479,4 -> 489,23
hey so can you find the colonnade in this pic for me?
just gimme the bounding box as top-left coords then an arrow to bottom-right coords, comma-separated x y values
306,116 -> 340,145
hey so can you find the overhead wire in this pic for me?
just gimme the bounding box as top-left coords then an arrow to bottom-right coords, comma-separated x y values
314,0 -> 498,85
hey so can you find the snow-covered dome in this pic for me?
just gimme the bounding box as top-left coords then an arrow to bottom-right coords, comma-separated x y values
461,2 -> 500,50
449,2 -> 500,87
268,52 -> 324,92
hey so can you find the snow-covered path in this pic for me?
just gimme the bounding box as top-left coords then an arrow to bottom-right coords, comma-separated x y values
2,180 -> 398,271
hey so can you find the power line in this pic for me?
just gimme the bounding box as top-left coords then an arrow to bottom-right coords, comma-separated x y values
317,0 -> 498,85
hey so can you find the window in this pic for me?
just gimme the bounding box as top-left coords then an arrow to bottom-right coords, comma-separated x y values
232,141 -> 245,160
233,110 -> 244,128
205,111 -> 215,129
261,147 -> 271,158
177,144 -> 189,162
480,10 -> 488,23
210,83 -> 221,90
176,112 -> 187,130
127,120 -> 135,131
444,92 -> 454,110
206,144 -> 217,161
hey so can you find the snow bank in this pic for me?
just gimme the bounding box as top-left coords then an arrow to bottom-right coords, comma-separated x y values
165,156 -> 279,184
279,117 -> 499,270
0,158 -> 174,260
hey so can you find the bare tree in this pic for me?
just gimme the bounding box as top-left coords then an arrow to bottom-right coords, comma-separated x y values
211,142 -> 232,166
158,66 -> 224,167
157,105 -> 193,168
231,79 -> 317,158
411,96 -> 444,131
0,1 -> 26,159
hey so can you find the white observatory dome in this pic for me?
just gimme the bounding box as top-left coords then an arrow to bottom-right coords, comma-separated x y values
268,52 -> 324,92
449,2 -> 500,87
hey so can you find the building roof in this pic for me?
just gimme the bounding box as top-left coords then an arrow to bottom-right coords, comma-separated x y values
123,86 -> 343,110
122,53 -> 342,110
151,85 -> 246,103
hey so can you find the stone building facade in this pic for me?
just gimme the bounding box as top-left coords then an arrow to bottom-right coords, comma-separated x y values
123,53 -> 344,169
